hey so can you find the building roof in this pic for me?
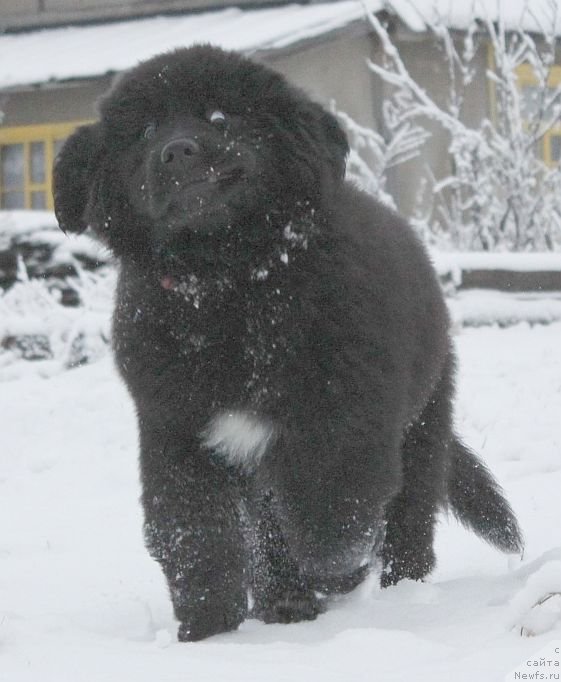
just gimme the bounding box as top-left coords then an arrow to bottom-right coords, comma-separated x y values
0,2 -> 372,89
388,0 -> 561,35
1,0 -> 560,90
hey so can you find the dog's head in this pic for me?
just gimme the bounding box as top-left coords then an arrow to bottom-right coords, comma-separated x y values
53,45 -> 349,260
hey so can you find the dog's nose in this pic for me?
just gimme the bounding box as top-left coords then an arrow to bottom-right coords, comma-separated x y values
160,137 -> 200,165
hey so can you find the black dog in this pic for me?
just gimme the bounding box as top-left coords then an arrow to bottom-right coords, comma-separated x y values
54,45 -> 522,641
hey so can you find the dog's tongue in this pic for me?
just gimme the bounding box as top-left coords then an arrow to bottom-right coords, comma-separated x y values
161,275 -> 177,290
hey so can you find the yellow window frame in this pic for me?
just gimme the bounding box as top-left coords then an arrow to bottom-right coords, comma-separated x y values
487,45 -> 561,166
516,63 -> 561,166
0,121 -> 93,210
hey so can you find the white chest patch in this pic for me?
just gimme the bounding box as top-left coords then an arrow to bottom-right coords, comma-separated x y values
201,410 -> 275,471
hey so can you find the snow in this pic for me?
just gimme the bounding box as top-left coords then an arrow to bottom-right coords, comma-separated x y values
0,210 -> 59,238
387,0 -> 561,34
430,251 -> 561,326
432,251 -> 561,275
1,319 -> 561,680
0,210 -> 110,264
448,289 -> 561,327
0,272 -> 113,379
0,2 -> 372,89
507,562 -> 561,636
2,0 -> 561,89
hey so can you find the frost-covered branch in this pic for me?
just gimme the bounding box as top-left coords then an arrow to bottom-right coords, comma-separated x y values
365,0 -> 561,251
0,213 -> 113,375
366,9 -> 484,147
333,106 -> 430,208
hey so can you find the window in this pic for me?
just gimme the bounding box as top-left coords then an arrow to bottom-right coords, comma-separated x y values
516,63 -> 561,166
0,121 -> 92,210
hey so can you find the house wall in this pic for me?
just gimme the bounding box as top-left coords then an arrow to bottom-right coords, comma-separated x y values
378,33 -> 491,217
0,77 -> 113,126
267,30 -> 377,129
0,30 -> 378,129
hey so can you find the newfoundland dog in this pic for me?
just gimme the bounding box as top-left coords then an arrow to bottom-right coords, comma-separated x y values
54,45 -> 522,641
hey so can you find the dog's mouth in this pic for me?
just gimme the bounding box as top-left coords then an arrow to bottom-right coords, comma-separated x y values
141,165 -> 249,234
181,165 -> 246,190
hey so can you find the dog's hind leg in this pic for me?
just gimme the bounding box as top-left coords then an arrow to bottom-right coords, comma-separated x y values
379,366 -> 453,587
250,491 -> 324,624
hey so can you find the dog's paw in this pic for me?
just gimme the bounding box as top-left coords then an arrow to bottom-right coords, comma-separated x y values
380,552 -> 435,588
254,588 -> 325,624
177,609 -> 244,642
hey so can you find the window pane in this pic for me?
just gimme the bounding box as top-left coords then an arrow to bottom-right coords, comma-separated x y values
550,135 -> 561,163
1,192 -> 25,209
1,144 -> 24,190
521,85 -> 543,118
31,191 -> 46,209
30,141 -> 46,184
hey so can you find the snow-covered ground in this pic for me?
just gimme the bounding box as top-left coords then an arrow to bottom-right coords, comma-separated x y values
1,318 -> 561,681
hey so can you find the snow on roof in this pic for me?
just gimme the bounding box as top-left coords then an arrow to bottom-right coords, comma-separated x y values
1,0 -> 561,90
0,2 -> 375,89
387,0 -> 561,35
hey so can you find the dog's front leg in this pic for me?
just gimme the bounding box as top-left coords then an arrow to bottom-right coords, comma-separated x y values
140,427 -> 248,641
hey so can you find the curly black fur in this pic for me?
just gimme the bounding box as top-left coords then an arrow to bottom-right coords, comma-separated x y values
54,45 -> 522,641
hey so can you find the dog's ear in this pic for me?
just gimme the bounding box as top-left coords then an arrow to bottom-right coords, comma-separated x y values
314,107 -> 349,182
53,124 -> 103,234
281,97 -> 349,188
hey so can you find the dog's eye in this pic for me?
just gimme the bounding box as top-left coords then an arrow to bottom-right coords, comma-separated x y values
209,110 -> 227,128
143,123 -> 157,140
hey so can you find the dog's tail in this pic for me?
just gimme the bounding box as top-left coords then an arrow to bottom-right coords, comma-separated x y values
447,438 -> 523,553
